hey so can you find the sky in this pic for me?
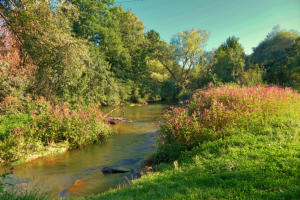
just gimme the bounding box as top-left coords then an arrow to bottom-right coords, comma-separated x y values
115,0 -> 300,55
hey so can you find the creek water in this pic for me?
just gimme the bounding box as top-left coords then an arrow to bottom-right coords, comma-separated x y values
1,104 -> 167,199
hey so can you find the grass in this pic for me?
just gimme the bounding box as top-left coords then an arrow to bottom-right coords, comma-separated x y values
10,142 -> 68,166
0,191 -> 49,200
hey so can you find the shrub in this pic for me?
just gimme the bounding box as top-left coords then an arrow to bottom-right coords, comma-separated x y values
25,98 -> 111,148
159,85 -> 300,151
0,96 -> 112,164
238,66 -> 264,86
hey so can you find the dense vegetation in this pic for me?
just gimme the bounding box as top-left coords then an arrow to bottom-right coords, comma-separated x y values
0,96 -> 111,164
0,0 -> 299,199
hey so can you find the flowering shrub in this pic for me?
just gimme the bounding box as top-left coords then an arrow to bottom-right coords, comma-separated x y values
160,85 -> 300,149
25,98 -> 111,148
0,96 -> 111,164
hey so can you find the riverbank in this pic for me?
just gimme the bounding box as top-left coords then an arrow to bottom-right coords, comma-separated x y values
8,142 -> 68,166
0,96 -> 112,165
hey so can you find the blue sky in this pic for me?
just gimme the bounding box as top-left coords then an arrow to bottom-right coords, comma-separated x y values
116,0 -> 300,54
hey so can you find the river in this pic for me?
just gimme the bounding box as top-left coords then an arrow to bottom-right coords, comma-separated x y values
1,104 -> 166,199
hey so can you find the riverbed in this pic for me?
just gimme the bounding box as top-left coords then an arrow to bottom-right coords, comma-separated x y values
1,104 -> 166,199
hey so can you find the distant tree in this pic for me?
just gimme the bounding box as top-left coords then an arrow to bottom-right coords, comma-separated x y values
286,37 -> 300,90
169,29 -> 209,88
252,30 -> 298,65
237,64 -> 264,86
213,37 -> 245,82
252,30 -> 300,87
188,50 -> 217,89
265,25 -> 281,39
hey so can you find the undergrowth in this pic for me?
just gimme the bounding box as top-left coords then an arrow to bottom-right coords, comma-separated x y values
0,95 -> 112,164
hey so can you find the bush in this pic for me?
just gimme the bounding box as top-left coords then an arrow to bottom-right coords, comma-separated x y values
26,98 -> 111,148
0,114 -> 31,140
238,66 -> 264,86
0,96 -> 112,164
159,85 -> 300,154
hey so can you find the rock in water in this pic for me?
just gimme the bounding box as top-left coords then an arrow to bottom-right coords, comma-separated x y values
101,166 -> 130,174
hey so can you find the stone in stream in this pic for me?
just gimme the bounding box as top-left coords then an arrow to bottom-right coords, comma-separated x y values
101,166 -> 130,174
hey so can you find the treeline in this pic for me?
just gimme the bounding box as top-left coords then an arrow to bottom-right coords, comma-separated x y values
184,28 -> 300,97
0,1 -> 299,107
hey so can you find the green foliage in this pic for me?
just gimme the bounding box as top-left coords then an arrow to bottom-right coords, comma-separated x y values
170,29 -> 209,88
161,80 -> 178,102
0,191 -> 48,200
0,114 -> 31,140
0,172 -> 11,194
188,51 -> 217,89
252,29 -> 300,89
237,65 -> 265,86
213,37 -> 245,82
0,0 -> 91,102
0,96 -> 112,164
252,30 -> 299,65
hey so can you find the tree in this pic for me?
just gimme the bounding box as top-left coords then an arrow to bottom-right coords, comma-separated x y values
0,0 -> 92,102
188,50 -> 217,89
213,37 -> 245,82
265,25 -> 280,39
285,37 -> 300,90
252,30 -> 300,87
169,29 -> 209,88
0,20 -> 35,99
